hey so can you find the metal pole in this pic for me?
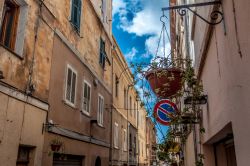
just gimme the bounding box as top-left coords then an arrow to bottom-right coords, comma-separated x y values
162,1 -> 221,11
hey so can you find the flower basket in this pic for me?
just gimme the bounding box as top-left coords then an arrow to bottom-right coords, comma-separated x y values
145,68 -> 182,98
50,138 -> 63,152
51,144 -> 61,152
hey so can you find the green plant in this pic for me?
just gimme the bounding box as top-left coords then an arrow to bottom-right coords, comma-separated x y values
199,127 -> 206,134
195,153 -> 205,166
50,138 -> 63,146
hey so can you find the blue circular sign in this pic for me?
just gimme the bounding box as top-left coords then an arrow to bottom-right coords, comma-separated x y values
154,99 -> 178,126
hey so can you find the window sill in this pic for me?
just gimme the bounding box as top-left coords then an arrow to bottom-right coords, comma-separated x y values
114,146 -> 119,149
0,44 -> 23,60
97,123 -> 105,129
81,110 -> 91,117
62,99 -> 77,110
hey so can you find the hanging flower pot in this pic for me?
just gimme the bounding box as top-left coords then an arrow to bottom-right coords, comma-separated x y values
145,67 -> 183,98
51,144 -> 61,152
50,138 -> 63,152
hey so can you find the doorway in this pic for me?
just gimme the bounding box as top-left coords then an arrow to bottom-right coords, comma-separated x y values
95,156 -> 101,166
214,137 -> 237,166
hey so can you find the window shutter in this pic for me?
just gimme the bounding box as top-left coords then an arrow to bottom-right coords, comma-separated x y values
83,83 -> 91,113
76,0 -> 81,30
66,69 -> 72,101
98,95 -> 104,125
71,0 -> 81,31
71,72 -> 76,103
99,39 -> 106,68
72,0 -> 77,24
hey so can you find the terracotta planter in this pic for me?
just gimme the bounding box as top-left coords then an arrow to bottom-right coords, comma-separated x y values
145,68 -> 182,98
51,144 -> 61,152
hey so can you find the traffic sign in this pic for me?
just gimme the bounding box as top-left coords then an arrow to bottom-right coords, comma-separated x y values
154,99 -> 178,126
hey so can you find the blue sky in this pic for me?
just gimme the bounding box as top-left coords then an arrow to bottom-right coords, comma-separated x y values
112,0 -> 171,143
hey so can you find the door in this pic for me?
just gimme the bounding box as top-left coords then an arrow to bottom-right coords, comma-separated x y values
53,153 -> 83,166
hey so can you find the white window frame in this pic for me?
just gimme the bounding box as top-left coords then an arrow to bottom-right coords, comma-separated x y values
81,80 -> 91,115
97,94 -> 104,126
0,0 -> 28,56
123,129 -> 127,151
64,64 -> 77,107
114,122 -> 119,149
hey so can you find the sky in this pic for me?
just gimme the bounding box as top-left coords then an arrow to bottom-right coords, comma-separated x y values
112,0 -> 171,143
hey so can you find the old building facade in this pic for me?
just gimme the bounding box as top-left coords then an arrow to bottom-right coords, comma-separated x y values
0,0 -> 50,165
171,0 -> 250,166
40,0 -> 113,165
111,37 -> 146,166
0,0 -> 155,165
145,117 -> 157,166
138,104 -> 147,166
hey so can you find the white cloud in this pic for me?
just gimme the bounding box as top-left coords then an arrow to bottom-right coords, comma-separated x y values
122,8 -> 161,36
145,35 -> 171,60
112,0 -> 126,16
125,47 -> 138,60
119,0 -> 168,36
115,0 -> 171,58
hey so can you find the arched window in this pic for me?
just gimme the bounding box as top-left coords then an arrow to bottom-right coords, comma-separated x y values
95,156 -> 101,166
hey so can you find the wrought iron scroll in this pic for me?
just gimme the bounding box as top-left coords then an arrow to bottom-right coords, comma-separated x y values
162,1 -> 223,25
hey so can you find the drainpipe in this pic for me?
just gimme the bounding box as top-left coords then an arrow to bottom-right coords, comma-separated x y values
127,86 -> 130,166
110,48 -> 114,166
127,84 -> 133,166
137,100 -> 139,166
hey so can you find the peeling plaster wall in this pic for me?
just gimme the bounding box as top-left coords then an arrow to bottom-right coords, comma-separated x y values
0,92 -> 47,166
0,0 -> 53,101
42,0 -> 113,91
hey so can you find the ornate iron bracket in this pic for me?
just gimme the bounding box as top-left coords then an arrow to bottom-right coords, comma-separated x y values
162,1 -> 223,25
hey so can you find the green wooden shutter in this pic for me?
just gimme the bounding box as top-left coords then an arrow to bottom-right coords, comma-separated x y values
76,0 -> 81,30
99,39 -> 105,67
71,0 -> 81,31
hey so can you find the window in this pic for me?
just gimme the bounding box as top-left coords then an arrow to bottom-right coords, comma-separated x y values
129,96 -> 132,116
129,133 -> 132,151
123,129 -> 127,151
0,0 -> 20,50
138,111 -> 140,127
138,140 -> 140,156
16,146 -> 33,166
114,122 -> 118,149
134,136 -> 136,157
70,0 -> 82,31
53,153 -> 84,166
124,88 -> 127,109
141,142 -> 144,156
115,75 -> 119,97
134,102 -> 136,118
97,94 -> 104,126
65,65 -> 77,106
99,38 -> 106,68
82,81 -> 91,115
101,0 -> 106,22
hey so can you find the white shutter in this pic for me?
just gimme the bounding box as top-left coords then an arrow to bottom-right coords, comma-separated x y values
65,65 -> 77,106
114,122 -> 118,148
98,94 -> 104,126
